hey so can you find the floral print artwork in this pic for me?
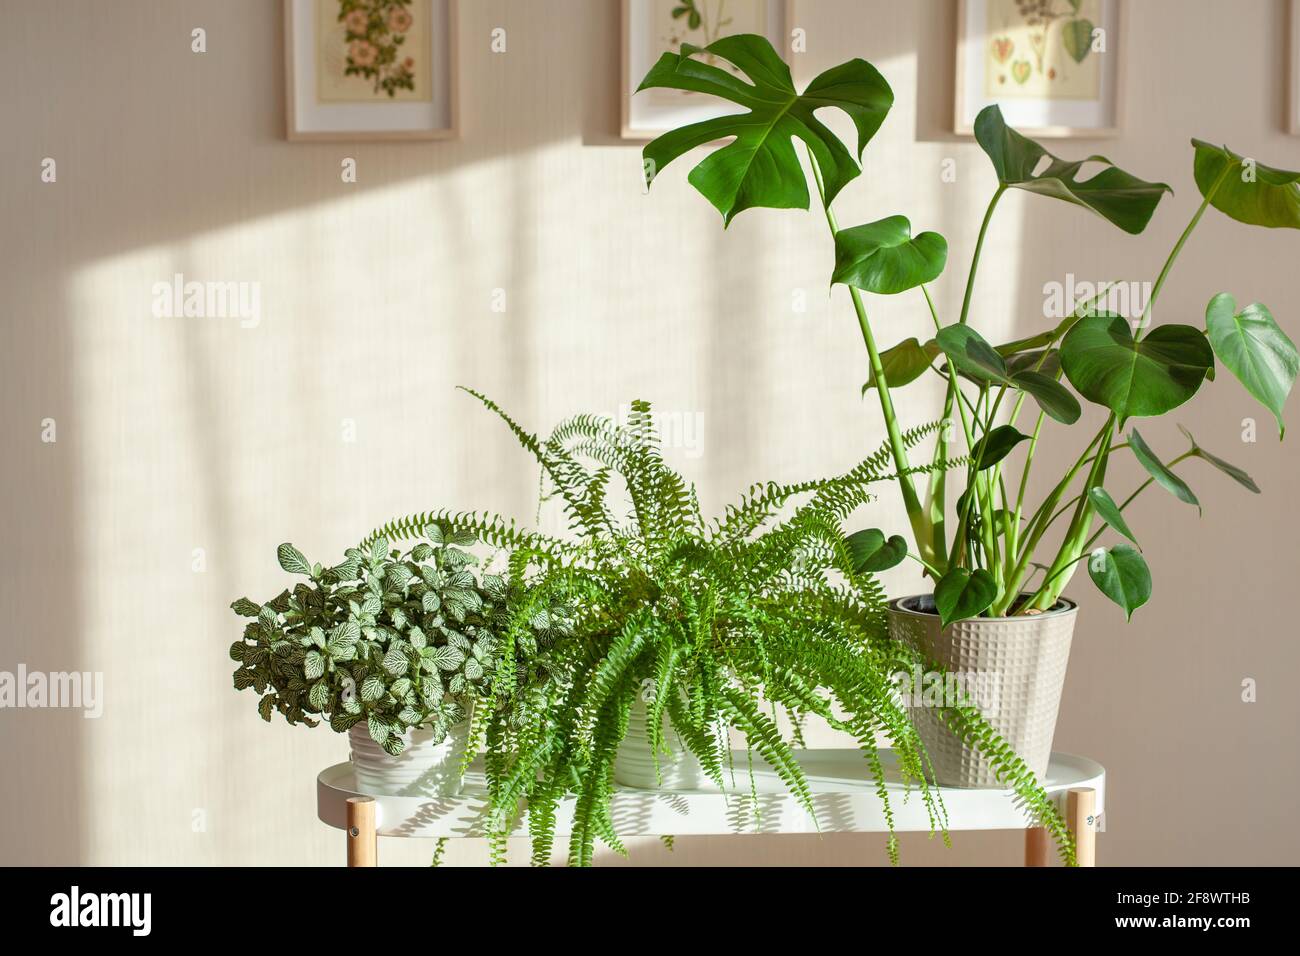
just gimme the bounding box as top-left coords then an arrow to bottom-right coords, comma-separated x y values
642,0 -> 767,105
983,0 -> 1101,101
316,0 -> 432,104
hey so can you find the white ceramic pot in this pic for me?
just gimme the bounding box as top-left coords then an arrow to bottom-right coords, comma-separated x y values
888,594 -> 1077,788
613,696 -> 721,791
347,721 -> 470,797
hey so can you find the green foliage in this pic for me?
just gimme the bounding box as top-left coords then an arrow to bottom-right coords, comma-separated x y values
636,37 -> 1298,622
1128,429 -> 1200,513
933,568 -> 997,628
1192,140 -> 1300,230
974,105 -> 1173,235
229,535 -> 567,755
1087,488 -> 1139,548
1204,293 -> 1298,437
863,337 -> 941,392
1177,425 -> 1259,494
832,216 -> 948,295
638,34 -> 893,224
1086,545 -> 1151,621
368,391 -> 1071,865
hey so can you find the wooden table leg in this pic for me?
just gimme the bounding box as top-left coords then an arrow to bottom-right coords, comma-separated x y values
346,796 -> 377,867
1068,788 -> 1096,867
1024,827 -> 1051,866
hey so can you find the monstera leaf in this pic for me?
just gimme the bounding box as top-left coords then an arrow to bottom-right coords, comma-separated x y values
1087,544 -> 1151,620
935,325 -> 1081,424
1191,141 -> 1300,230
1060,315 -> 1214,424
934,567 -> 997,627
1177,425 -> 1260,493
975,106 -> 1171,234
832,216 -> 948,294
1128,429 -> 1200,512
970,425 -> 1028,469
1204,293 -> 1298,437
1087,487 -> 1139,548
845,528 -> 908,573
863,337 -> 941,392
935,325 -> 1009,383
638,34 -> 893,224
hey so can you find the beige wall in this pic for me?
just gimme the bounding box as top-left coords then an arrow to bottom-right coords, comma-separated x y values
2,0 -> 1297,866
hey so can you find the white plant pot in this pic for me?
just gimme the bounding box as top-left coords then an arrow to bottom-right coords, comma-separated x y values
613,696 -> 722,791
347,721 -> 470,797
888,594 -> 1077,789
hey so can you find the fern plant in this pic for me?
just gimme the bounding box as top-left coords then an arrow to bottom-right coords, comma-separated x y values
229,534 -> 567,755
365,389 -> 1076,865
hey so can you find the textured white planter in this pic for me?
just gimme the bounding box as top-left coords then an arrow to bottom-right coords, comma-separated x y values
348,722 -> 470,797
613,697 -> 722,791
888,594 -> 1077,788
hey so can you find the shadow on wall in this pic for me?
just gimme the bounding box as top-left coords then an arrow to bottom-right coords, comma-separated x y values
0,0 -> 992,866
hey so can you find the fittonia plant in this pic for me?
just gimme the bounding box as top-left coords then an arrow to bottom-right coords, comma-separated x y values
638,34 -> 1299,623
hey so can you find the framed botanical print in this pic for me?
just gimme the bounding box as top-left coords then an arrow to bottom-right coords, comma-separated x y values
1291,0 -> 1300,134
285,0 -> 458,141
955,0 -> 1126,138
621,0 -> 791,140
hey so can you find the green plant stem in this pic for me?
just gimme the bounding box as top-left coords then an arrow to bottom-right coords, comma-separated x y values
1136,164 -> 1231,336
922,286 -> 957,571
1037,450 -> 1196,595
809,151 -> 931,566
1027,415 -> 1116,610
959,187 -> 1006,327
997,421 -> 1108,613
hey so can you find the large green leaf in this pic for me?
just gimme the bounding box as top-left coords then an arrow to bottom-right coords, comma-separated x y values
639,35 -> 893,225
863,337 -> 941,392
1204,293 -> 1297,437
933,568 -> 997,627
1128,429 -> 1200,512
1060,315 -> 1214,424
1191,140 -> 1300,230
1177,425 -> 1260,493
975,106 -> 1171,234
1087,487 -> 1139,547
844,528 -> 908,573
1087,544 -> 1151,620
832,216 -> 948,294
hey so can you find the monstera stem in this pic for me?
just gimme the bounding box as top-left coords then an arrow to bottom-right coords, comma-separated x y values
809,152 -> 932,568
959,187 -> 1006,327
1136,163 -> 1231,336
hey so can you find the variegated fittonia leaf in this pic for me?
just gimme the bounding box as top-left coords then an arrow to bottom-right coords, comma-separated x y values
360,675 -> 386,702
230,536 -> 558,761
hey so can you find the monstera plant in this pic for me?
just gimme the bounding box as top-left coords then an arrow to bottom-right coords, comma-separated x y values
639,34 -> 1299,623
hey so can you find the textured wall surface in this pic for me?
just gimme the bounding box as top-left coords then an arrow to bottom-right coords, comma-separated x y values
2,0 -> 1297,866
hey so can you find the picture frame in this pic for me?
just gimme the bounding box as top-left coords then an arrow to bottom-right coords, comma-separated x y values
621,0 -> 792,140
284,0 -> 458,142
1291,0 -> 1300,134
955,0 -> 1126,138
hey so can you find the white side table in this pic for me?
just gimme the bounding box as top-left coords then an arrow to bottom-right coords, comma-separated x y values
317,748 -> 1104,866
